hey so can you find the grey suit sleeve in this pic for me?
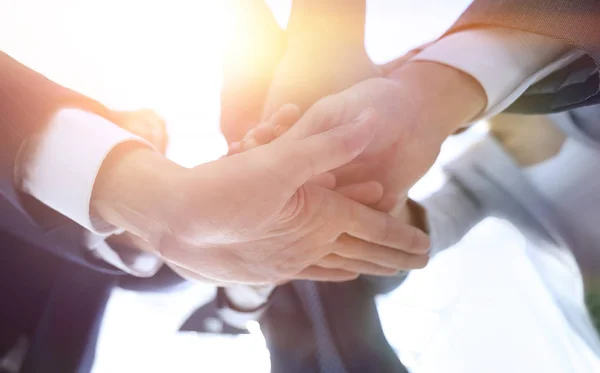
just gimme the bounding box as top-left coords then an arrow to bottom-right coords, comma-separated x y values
361,176 -> 488,296
421,177 -> 486,256
446,0 -> 600,113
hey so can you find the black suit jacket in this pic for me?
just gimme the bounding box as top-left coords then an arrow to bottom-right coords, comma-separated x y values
446,0 -> 600,113
0,52 -> 127,373
0,51 -> 128,272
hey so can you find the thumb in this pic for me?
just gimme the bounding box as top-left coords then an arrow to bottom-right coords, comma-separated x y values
336,181 -> 384,206
271,108 -> 378,189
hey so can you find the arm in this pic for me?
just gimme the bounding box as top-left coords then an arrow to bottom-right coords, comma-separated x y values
418,179 -> 486,255
220,0 -> 286,142
286,0 -> 366,47
444,0 -> 600,112
241,2 -> 597,221
259,0 -> 376,118
91,107 -> 430,285
0,51 -> 114,213
450,0 -> 600,60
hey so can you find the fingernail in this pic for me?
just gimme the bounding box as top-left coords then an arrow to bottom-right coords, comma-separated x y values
274,125 -> 284,137
227,141 -> 241,155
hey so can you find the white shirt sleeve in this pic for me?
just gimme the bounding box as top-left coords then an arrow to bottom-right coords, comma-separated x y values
417,178 -> 485,256
18,108 -> 154,235
412,28 -> 586,120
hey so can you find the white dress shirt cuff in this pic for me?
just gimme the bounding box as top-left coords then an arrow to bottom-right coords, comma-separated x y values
412,28 -> 585,121
19,108 -> 154,235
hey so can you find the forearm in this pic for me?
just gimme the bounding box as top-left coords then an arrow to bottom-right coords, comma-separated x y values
287,0 -> 366,48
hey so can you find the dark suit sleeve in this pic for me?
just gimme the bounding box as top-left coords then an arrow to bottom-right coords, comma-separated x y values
0,51 -> 112,213
445,0 -> 600,113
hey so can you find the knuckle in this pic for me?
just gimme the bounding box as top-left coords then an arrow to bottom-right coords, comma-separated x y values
413,255 -> 430,269
274,260 -> 300,278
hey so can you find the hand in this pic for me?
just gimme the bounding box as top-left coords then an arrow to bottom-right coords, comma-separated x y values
237,39 -> 384,206
110,109 -> 168,153
240,44 -> 430,151
92,108 -> 429,285
247,62 -> 487,211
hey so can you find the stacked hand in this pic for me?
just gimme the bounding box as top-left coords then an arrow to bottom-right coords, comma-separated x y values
93,105 -> 430,285
96,34 -> 483,286
238,47 -> 486,213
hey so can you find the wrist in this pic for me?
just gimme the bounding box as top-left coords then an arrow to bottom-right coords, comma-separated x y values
91,143 -> 187,245
388,61 -> 487,141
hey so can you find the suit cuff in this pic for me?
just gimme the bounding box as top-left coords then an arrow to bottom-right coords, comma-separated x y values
18,108 -> 154,234
412,28 -> 583,120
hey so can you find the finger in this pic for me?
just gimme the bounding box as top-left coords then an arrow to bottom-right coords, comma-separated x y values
226,141 -> 242,156
316,253 -> 399,276
336,181 -> 384,205
264,104 -> 300,135
338,195 -> 430,254
274,121 -> 293,138
373,193 -> 400,212
333,234 -> 429,270
247,125 -> 275,145
271,108 -> 378,189
332,164 -> 374,186
293,266 -> 359,282
309,172 -> 337,189
137,109 -> 169,153
242,104 -> 301,151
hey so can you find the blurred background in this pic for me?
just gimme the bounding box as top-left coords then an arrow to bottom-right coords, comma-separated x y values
0,0 -> 582,372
